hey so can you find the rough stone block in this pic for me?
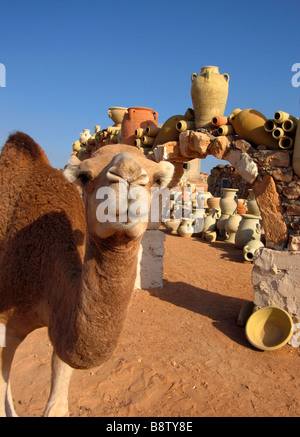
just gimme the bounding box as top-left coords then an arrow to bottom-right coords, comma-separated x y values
135,230 -> 166,289
225,149 -> 258,183
252,248 -> 300,334
252,174 -> 288,249
207,135 -> 231,159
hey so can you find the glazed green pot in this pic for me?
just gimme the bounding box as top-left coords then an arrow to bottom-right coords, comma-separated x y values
191,66 -> 230,128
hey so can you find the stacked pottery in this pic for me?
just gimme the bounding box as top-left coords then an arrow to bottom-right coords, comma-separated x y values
203,196 -> 221,242
178,218 -> 194,238
217,188 -> 238,239
235,214 -> 262,249
191,66 -> 230,128
121,107 -> 159,146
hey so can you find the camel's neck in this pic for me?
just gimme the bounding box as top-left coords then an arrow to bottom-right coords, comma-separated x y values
51,231 -> 142,369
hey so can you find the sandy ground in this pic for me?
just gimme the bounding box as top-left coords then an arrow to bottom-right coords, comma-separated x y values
10,232 -> 300,417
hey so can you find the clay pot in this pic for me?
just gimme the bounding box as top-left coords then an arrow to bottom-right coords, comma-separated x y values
191,66 -> 230,128
178,218 -> 194,238
163,219 -> 181,234
264,119 -> 277,132
217,125 -> 234,136
176,120 -> 196,132
225,214 -> 242,243
121,107 -> 158,146
279,136 -> 294,150
246,189 -> 260,216
203,212 -> 217,234
273,111 -> 298,124
228,108 -> 279,150
153,114 -> 184,147
235,214 -> 261,249
282,119 -> 297,133
207,196 -> 221,212
243,240 -> 264,262
292,117 -> 300,177
220,188 -> 238,215
211,116 -> 228,127
272,127 -> 284,140
107,107 -> 128,127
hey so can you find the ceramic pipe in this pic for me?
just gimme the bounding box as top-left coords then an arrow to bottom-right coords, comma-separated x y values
217,124 -> 234,135
146,124 -> 161,137
135,128 -> 146,138
279,136 -> 294,149
272,127 -> 285,139
211,116 -> 228,127
282,119 -> 297,133
264,119 -> 277,132
292,119 -> 300,176
134,138 -> 143,148
142,135 -> 155,146
273,111 -> 298,124
176,120 -> 196,132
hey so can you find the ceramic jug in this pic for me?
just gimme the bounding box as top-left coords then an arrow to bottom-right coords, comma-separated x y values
235,214 -> 261,249
228,108 -> 279,150
178,218 -> 194,238
191,66 -> 230,128
121,107 -> 158,146
243,240 -> 264,262
225,214 -> 242,243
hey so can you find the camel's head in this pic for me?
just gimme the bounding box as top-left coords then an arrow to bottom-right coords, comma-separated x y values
64,144 -> 174,239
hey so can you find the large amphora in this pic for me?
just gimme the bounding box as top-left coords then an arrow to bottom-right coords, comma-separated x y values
191,66 -> 230,128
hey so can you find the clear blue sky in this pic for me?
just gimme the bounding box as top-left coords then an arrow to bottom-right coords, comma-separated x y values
0,0 -> 299,173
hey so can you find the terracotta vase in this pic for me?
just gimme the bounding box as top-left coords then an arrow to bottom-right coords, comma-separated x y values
293,120 -> 300,177
228,108 -> 279,149
246,189 -> 260,216
235,214 -> 261,249
243,240 -> 264,262
178,218 -> 194,238
107,107 -> 128,127
220,188 -> 238,215
191,66 -> 230,128
121,107 -> 158,146
237,199 -> 246,215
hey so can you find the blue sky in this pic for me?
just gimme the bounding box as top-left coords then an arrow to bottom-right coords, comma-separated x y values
0,0 -> 299,173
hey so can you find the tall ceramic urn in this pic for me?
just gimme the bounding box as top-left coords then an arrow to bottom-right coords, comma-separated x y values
191,66 -> 230,128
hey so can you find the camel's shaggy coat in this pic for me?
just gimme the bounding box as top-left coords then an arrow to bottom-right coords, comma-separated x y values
0,132 -> 174,416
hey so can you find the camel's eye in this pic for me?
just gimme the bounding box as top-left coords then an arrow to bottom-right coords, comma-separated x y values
77,172 -> 90,185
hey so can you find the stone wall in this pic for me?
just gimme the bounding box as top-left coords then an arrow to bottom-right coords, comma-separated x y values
208,164 -> 251,198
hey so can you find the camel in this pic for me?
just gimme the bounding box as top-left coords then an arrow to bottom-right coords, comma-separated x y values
0,132 -> 174,417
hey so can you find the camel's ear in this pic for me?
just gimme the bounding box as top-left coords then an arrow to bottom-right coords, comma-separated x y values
152,161 -> 174,187
63,155 -> 81,184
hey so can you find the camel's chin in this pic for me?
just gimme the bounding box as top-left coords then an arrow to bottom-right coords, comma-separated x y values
94,220 -> 148,240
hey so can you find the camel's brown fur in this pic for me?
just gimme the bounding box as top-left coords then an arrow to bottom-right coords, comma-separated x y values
0,132 -> 174,416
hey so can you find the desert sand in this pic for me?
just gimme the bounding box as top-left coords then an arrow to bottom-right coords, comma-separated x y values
10,232 -> 300,417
